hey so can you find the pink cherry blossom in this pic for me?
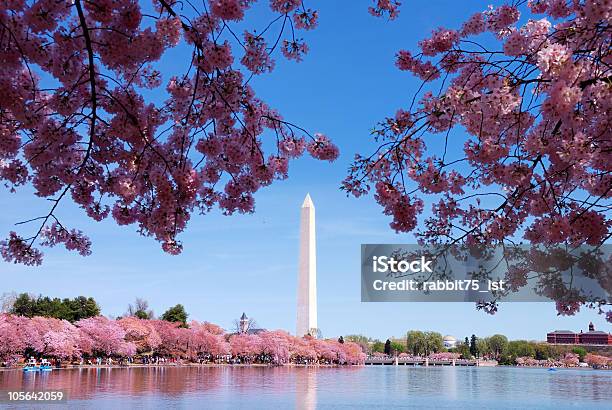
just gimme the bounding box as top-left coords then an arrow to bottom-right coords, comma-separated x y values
270,0 -> 301,14
293,9 -> 318,30
42,323 -> 81,359
241,32 -> 275,74
369,0 -> 401,20
0,314 -> 25,363
1,0 -> 336,264
282,39 -> 309,62
349,1 -> 612,321
77,316 -> 133,356
118,317 -> 162,353
230,333 -> 262,360
307,134 -> 340,161
585,353 -> 612,367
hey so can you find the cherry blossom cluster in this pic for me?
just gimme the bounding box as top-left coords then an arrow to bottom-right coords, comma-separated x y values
369,0 -> 401,20
347,1 -> 611,320
585,353 -> 612,367
0,0 -> 337,264
0,314 -> 366,365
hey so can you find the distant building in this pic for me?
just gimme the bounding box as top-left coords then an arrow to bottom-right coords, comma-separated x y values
547,330 -> 579,344
239,312 -> 249,334
237,312 -> 266,335
547,322 -> 612,345
579,322 -> 612,345
443,335 -> 458,349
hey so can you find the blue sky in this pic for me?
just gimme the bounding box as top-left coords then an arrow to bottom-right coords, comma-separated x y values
1,1 -> 609,341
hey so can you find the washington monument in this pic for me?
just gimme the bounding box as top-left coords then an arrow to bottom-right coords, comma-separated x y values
297,193 -> 318,338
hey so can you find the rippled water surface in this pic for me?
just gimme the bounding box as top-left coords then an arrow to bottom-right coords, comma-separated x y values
1,366 -> 611,409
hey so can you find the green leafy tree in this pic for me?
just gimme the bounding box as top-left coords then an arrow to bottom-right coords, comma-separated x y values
135,310 -> 149,319
68,296 -> 101,321
502,340 -> 536,364
161,304 -> 188,326
487,334 -> 508,360
390,341 -> 405,355
10,293 -> 99,322
406,331 -> 443,355
11,293 -> 36,317
457,342 -> 471,359
424,332 -> 444,355
371,340 -> 385,353
534,343 -> 554,360
476,338 -> 490,358
406,330 -> 426,355
572,347 -> 587,362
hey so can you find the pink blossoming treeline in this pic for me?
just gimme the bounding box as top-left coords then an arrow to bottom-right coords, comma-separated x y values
0,314 -> 365,366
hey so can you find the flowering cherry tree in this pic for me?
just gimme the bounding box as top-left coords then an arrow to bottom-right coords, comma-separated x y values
585,353 -> 611,367
0,0 -> 338,265
561,352 -> 580,367
259,330 -> 291,363
229,332 -> 261,362
346,1 -> 611,319
188,320 -> 229,359
118,316 -> 162,353
41,322 -> 82,360
0,314 -> 25,363
77,316 -> 135,356
288,335 -> 317,362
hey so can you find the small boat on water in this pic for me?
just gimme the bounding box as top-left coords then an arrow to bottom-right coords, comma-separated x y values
40,359 -> 53,371
23,358 -> 40,372
548,366 -> 557,372
23,358 -> 53,372
23,366 -> 39,372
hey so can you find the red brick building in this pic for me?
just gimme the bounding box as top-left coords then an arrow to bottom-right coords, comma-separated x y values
547,322 -> 612,345
547,330 -> 579,344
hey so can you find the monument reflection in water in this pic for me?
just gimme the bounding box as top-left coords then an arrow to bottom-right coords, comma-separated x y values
296,368 -> 317,410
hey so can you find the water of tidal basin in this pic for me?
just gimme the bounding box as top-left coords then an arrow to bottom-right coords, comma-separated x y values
1,366 -> 611,409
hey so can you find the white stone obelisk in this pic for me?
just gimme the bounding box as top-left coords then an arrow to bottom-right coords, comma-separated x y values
297,193 -> 317,338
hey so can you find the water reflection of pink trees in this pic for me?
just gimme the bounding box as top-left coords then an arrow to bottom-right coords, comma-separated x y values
0,314 -> 366,366
1,367 -> 227,400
